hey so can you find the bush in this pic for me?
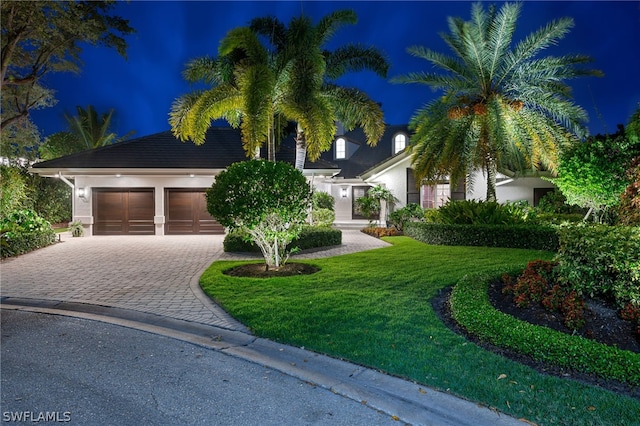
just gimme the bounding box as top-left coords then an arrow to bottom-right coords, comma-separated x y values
312,191 -> 335,211
311,208 -> 335,227
555,223 -> 640,307
450,271 -> 640,385
224,226 -> 341,253
404,222 -> 559,251
0,165 -> 27,219
360,227 -> 402,238
388,203 -> 424,231
207,160 -> 311,269
1,209 -> 56,258
436,199 -> 528,225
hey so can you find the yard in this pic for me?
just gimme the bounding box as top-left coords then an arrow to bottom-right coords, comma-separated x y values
200,236 -> 640,425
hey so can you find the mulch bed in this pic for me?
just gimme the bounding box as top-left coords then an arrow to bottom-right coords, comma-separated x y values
223,262 -> 319,278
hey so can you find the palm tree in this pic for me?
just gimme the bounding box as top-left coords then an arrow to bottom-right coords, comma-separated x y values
65,105 -> 129,149
171,10 -> 389,169
392,2 -> 602,201
251,10 -> 389,168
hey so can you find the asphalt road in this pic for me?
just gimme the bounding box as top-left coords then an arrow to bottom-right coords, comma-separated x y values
1,310 -> 398,425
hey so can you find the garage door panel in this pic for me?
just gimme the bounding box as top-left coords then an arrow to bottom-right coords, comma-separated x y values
94,189 -> 154,235
165,189 -> 223,235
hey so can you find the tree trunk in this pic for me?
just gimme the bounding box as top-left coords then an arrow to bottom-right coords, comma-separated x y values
294,123 -> 306,171
485,158 -> 497,202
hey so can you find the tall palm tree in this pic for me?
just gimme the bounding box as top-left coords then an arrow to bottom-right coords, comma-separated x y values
392,2 -> 602,201
252,10 -> 389,168
170,10 -> 389,169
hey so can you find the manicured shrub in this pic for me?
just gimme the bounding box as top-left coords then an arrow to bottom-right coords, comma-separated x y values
312,191 -> 335,211
404,222 -> 559,251
311,208 -> 335,227
388,203 -> 424,231
207,160 -> 311,269
224,226 -> 341,253
436,199 -> 528,225
1,209 -> 56,257
555,223 -> 640,307
450,271 -> 640,385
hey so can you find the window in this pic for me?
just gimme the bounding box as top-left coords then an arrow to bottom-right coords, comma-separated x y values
393,133 -> 407,154
422,183 -> 450,209
335,137 -> 346,159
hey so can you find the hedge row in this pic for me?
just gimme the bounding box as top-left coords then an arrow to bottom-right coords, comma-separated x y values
404,222 -> 558,251
224,226 -> 342,253
450,271 -> 640,386
1,229 -> 56,258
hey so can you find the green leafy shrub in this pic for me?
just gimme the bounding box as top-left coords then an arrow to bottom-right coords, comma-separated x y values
224,226 -> 341,253
404,222 -> 559,251
450,271 -> 640,385
1,209 -> 56,257
68,220 -> 84,237
536,190 -> 586,215
207,160 -> 311,269
388,203 -> 424,231
436,199 -> 528,225
312,191 -> 335,211
0,165 -> 27,219
311,208 -> 335,227
555,223 -> 640,307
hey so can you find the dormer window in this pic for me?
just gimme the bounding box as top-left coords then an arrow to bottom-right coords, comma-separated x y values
335,137 -> 346,159
393,133 -> 407,154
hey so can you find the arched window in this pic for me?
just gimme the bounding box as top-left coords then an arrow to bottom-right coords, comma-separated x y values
394,133 -> 407,154
335,137 -> 346,159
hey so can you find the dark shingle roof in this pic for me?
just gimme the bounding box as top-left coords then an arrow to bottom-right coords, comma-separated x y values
33,127 -> 338,171
319,124 -> 410,179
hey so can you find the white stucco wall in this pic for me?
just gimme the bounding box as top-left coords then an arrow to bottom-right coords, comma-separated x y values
466,171 -> 556,205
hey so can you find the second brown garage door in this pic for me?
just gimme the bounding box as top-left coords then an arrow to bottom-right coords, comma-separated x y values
165,189 -> 224,235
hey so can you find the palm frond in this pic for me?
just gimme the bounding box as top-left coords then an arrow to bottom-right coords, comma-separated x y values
324,44 -> 389,79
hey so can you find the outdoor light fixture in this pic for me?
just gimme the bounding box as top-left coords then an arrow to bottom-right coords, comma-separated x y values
340,186 -> 348,198
77,187 -> 87,200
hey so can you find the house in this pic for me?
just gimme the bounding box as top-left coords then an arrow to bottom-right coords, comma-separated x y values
31,125 -> 556,236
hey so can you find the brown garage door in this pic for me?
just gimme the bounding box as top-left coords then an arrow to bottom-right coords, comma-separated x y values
93,189 -> 155,235
165,189 -> 224,235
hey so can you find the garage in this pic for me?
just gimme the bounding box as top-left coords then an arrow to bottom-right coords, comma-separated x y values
165,189 -> 224,235
93,189 -> 155,235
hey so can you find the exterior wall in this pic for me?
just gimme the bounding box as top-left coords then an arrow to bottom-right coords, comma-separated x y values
73,175 -> 215,236
466,172 -> 556,205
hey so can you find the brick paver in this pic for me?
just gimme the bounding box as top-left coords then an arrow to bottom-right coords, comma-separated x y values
1,231 -> 388,331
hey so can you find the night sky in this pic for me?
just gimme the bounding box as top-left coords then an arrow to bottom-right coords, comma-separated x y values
30,1 -> 640,141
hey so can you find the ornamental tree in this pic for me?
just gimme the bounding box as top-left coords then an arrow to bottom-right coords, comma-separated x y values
552,124 -> 640,222
206,160 -> 311,270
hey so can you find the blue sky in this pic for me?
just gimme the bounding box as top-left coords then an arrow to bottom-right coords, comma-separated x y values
30,1 -> 640,140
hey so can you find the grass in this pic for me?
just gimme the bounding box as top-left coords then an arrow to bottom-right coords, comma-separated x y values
200,236 -> 640,424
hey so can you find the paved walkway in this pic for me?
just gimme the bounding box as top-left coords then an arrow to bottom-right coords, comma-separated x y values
1,231 -> 388,331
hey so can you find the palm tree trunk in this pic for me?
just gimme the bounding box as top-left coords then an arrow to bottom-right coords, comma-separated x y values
268,122 -> 276,162
294,123 -> 306,171
485,158 -> 497,202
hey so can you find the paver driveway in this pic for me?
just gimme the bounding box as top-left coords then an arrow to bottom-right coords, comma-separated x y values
1,235 -> 246,329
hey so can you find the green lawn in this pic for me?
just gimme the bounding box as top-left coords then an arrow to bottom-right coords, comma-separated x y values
200,236 -> 640,424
